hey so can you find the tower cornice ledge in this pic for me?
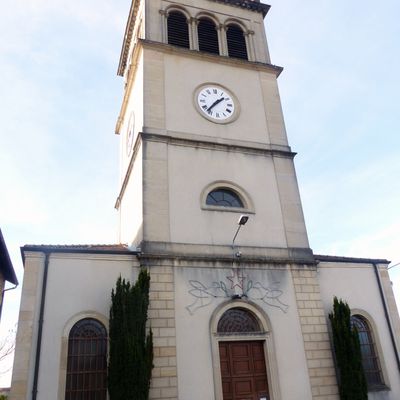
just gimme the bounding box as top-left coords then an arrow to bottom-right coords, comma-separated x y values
207,0 -> 271,17
140,39 -> 283,76
115,131 -> 296,210
142,131 -> 295,158
138,241 -> 315,266
118,0 -> 140,76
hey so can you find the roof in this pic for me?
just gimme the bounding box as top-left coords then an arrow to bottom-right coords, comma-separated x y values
315,254 -> 390,265
210,0 -> 270,16
21,244 -> 137,256
0,229 -> 18,285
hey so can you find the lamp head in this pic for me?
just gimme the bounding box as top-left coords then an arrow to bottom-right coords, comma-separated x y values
238,215 -> 249,226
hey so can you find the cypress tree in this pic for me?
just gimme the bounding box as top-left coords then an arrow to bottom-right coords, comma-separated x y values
329,297 -> 367,400
108,269 -> 153,400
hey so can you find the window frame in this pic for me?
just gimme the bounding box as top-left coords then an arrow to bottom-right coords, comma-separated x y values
350,310 -> 390,392
65,318 -> 108,400
201,181 -> 254,214
166,9 -> 190,49
58,312 -> 109,400
226,23 -> 248,60
197,16 -> 221,55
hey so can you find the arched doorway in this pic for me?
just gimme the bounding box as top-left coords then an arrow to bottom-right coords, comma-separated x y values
211,302 -> 280,400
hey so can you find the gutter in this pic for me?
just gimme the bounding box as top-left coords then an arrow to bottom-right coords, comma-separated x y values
373,262 -> 400,373
32,251 -> 50,400
0,283 -> 18,321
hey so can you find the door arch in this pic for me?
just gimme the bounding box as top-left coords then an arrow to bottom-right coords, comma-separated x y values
210,301 -> 281,400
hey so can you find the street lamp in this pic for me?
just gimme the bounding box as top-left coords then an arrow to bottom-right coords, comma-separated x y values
232,214 -> 249,258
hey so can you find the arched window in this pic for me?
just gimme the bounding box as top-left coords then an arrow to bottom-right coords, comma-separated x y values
206,188 -> 244,208
198,18 -> 220,55
218,307 -> 262,334
65,318 -> 108,400
351,315 -> 385,389
167,11 -> 190,48
226,24 -> 248,60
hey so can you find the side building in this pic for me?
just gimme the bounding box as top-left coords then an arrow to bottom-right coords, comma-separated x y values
0,228 -> 18,322
9,1 -> 400,400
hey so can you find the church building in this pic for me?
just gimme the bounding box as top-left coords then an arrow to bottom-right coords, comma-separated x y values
9,1 -> 400,399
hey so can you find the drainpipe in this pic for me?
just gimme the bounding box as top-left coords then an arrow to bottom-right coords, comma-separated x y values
373,262 -> 400,373
0,283 -> 18,321
32,251 -> 50,400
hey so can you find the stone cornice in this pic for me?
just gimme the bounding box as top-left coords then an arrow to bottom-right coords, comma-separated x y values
141,131 -> 296,159
118,0 -> 141,77
140,39 -> 283,76
207,0 -> 271,17
138,241 -> 316,266
115,130 -> 295,209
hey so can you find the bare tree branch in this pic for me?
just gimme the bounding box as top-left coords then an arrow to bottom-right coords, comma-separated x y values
0,324 -> 17,376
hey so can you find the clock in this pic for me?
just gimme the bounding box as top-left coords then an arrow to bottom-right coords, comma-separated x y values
195,84 -> 239,123
126,111 -> 135,156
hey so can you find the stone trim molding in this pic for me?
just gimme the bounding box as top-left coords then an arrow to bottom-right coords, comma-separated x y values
141,131 -> 296,159
139,241 -> 315,266
139,39 -> 282,76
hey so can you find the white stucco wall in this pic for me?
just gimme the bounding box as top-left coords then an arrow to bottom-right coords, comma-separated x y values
168,146 -> 288,248
318,261 -> 400,399
23,252 -> 138,400
174,265 -> 313,400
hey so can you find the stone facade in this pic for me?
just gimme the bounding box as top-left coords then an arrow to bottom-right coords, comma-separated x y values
8,1 -> 400,400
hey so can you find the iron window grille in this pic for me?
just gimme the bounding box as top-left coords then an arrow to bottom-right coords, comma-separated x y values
351,315 -> 385,390
65,318 -> 108,400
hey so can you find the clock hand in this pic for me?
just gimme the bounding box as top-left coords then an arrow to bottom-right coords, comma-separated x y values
207,97 -> 224,112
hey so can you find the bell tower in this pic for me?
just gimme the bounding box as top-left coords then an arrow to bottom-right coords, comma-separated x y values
115,0 -> 312,263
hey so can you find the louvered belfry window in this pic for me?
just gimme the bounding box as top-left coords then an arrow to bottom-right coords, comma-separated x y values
167,11 -> 190,48
65,318 -> 108,400
227,24 -> 248,60
198,18 -> 220,55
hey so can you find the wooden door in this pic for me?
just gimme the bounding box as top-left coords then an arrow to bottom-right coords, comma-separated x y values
219,341 -> 269,400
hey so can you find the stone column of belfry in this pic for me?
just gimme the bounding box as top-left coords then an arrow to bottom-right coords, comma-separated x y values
159,9 -> 168,44
190,17 -> 199,51
244,30 -> 256,62
291,265 -> 340,400
218,24 -> 228,56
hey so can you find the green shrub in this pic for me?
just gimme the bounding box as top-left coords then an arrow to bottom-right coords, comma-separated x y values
329,297 -> 367,400
108,269 -> 153,400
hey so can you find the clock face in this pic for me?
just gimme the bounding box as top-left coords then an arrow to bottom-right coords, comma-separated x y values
126,111 -> 135,157
196,85 -> 237,123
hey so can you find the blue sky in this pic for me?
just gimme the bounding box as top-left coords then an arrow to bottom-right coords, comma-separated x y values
1,0 -> 399,386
